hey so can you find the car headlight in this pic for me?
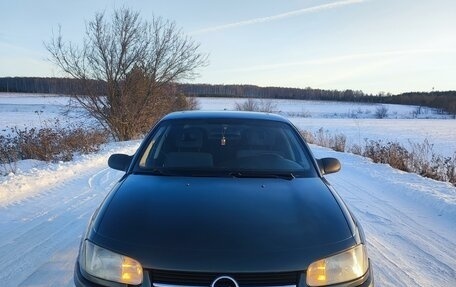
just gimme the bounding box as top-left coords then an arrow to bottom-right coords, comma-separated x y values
80,240 -> 143,285
306,244 -> 368,286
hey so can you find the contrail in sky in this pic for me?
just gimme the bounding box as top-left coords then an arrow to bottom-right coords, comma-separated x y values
191,0 -> 367,35
219,48 -> 453,73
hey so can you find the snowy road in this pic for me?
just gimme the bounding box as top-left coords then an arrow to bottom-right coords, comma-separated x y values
0,143 -> 455,286
0,143 -> 135,287
0,163 -> 123,286
313,148 -> 456,286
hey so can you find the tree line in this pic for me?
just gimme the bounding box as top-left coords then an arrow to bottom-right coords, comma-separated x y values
1,77 -> 455,115
180,84 -> 456,115
0,77 -> 93,95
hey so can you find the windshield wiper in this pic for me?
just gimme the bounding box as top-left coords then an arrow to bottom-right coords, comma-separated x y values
139,169 -> 227,177
134,168 -> 177,176
229,171 -> 295,180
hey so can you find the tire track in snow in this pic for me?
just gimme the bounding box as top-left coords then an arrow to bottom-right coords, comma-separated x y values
313,147 -> 456,286
0,165 -> 123,287
332,175 -> 455,286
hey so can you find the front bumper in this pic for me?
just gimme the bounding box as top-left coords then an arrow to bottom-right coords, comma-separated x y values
74,260 -> 373,287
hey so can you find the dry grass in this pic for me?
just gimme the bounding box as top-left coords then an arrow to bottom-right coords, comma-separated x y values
302,128 -> 346,152
0,121 -> 108,175
301,129 -> 456,186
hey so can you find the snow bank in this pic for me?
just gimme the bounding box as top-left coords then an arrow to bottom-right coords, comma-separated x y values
0,140 -> 140,206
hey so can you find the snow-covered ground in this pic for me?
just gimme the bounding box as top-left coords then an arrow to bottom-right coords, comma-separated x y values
0,141 -> 139,286
0,93 -> 96,132
0,94 -> 455,286
199,97 -> 452,120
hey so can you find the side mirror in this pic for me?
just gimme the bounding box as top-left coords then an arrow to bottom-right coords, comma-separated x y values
317,157 -> 341,175
108,154 -> 133,171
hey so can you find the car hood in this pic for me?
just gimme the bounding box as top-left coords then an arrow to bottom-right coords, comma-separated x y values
91,175 -> 355,272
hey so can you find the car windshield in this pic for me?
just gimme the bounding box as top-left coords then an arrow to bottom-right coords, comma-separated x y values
136,118 -> 317,178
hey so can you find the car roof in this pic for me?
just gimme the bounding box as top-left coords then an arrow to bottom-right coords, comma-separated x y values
161,110 -> 290,123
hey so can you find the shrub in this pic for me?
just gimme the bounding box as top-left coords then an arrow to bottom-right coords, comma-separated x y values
171,94 -> 200,111
361,139 -> 455,185
286,110 -> 312,118
234,98 -> 277,113
375,105 -> 389,119
300,130 -> 314,143
0,122 -> 108,175
300,128 -> 455,186
185,96 -> 201,110
301,128 -> 346,152
362,140 -> 409,171
348,144 -> 363,155
407,139 -> 434,176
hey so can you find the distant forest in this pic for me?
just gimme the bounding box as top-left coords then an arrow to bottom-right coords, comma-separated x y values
0,77 -> 455,115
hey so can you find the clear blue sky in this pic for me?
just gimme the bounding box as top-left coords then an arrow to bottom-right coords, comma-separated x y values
1,0 -> 455,94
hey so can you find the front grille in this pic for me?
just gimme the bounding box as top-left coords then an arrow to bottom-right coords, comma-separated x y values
150,270 -> 300,287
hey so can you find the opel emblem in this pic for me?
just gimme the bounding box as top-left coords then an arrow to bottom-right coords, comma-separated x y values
211,276 -> 239,287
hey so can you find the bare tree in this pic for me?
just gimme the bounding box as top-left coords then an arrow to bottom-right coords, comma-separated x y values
46,8 -> 207,140
375,105 -> 389,119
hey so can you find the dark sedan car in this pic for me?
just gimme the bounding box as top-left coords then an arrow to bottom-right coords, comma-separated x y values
74,111 -> 373,287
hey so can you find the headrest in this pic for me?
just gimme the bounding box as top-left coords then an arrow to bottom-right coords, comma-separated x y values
243,128 -> 276,146
176,128 -> 204,149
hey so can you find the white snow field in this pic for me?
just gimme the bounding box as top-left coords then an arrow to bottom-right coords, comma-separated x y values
0,93 -> 97,133
0,94 -> 455,286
